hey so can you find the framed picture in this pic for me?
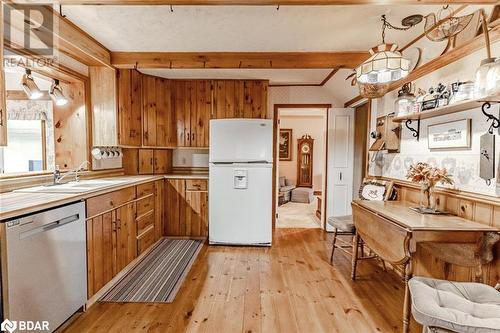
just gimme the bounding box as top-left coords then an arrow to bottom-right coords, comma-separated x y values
279,129 -> 292,161
428,119 -> 471,150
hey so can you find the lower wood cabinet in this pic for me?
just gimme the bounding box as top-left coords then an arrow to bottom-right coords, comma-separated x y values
165,179 -> 208,237
86,181 -> 164,298
122,148 -> 172,175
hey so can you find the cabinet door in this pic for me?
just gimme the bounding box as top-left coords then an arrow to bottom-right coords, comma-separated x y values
191,80 -> 211,147
153,150 -> 171,174
142,74 -> 157,146
156,78 -> 175,147
86,212 -> 115,297
117,69 -> 142,146
0,4 -> 7,146
185,188 -> 208,237
243,81 -> 269,119
138,149 -> 154,174
165,179 -> 186,236
115,202 -> 137,272
173,81 -> 192,147
213,80 -> 243,119
90,66 -> 117,146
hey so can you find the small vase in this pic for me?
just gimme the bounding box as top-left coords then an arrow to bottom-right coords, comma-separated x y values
419,182 -> 437,213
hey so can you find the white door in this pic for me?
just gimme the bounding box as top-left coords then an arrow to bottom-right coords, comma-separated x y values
209,163 -> 272,245
326,108 -> 354,231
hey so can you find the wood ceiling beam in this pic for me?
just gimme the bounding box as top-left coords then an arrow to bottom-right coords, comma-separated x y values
3,4 -> 111,67
344,24 -> 500,107
111,52 -> 368,69
20,0 -> 498,5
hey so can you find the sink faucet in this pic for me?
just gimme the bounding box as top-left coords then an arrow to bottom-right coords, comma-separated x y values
53,161 -> 90,185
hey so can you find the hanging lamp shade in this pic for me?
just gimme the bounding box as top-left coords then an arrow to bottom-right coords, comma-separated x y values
356,43 -> 410,84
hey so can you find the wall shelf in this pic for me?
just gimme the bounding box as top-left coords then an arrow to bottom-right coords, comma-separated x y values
392,94 -> 500,123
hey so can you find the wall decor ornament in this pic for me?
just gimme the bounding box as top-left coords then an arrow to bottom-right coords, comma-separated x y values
279,128 -> 292,161
427,119 -> 471,150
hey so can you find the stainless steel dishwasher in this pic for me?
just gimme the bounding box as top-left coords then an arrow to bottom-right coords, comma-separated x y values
3,202 -> 87,332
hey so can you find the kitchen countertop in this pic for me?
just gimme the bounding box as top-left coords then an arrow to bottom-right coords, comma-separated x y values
0,174 -> 208,221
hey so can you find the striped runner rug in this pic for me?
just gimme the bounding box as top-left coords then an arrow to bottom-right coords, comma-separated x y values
100,238 -> 204,303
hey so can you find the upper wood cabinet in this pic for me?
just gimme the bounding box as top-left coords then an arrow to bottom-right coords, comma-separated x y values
117,69 -> 142,147
116,73 -> 268,148
0,4 -> 7,146
212,80 -> 269,119
90,67 -> 117,146
142,75 -> 176,147
172,80 -> 211,148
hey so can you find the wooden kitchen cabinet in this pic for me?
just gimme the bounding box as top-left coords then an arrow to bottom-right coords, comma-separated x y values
138,149 -> 154,174
90,66 -> 117,146
172,80 -> 211,148
165,179 -> 208,237
212,80 -> 269,119
117,69 -> 142,146
86,181 -> 164,298
122,148 -> 172,175
153,150 -> 172,174
142,75 -> 176,147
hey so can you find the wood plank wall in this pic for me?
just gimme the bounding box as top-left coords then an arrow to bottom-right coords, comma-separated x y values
392,180 -> 500,286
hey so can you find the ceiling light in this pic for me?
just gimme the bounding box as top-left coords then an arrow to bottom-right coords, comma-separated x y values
356,15 -> 413,86
21,69 -> 43,100
50,79 -> 69,106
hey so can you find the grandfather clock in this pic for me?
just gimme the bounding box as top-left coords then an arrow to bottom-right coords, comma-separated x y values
297,135 -> 314,188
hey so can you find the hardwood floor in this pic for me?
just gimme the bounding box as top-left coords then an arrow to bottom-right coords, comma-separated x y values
65,228 -> 420,333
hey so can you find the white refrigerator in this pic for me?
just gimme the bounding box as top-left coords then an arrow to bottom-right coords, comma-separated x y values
209,119 -> 273,246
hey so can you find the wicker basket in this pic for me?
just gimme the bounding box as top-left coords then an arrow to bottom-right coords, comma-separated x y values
358,83 -> 390,98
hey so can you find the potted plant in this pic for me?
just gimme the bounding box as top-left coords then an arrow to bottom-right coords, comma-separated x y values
406,162 -> 454,213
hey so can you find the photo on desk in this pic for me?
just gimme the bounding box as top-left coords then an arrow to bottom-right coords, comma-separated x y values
428,119 -> 471,150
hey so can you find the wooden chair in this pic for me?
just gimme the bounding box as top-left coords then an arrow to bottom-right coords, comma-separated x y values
328,178 -> 394,266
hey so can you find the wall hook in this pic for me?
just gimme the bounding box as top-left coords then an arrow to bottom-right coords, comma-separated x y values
59,5 -> 66,18
170,5 -> 174,12
404,119 -> 420,141
482,102 -> 500,134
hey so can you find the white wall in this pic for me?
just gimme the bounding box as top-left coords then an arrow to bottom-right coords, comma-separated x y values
369,42 -> 500,197
172,149 -> 209,168
278,110 -> 326,191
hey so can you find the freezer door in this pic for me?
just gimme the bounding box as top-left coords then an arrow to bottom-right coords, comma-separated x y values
209,119 -> 273,163
209,163 -> 272,245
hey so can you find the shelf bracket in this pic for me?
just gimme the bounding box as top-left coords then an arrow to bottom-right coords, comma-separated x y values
481,102 -> 500,134
405,119 -> 420,141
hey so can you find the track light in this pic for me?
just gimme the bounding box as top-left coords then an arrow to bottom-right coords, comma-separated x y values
50,79 -> 68,106
21,69 -> 43,100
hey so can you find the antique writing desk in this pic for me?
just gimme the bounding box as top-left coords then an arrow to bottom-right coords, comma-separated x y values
351,200 -> 499,333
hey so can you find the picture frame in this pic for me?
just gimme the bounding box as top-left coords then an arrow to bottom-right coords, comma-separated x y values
279,129 -> 292,161
428,119 -> 471,150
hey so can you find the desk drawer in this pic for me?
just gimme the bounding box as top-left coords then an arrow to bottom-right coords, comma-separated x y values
137,182 -> 155,198
86,187 -> 136,217
186,180 -> 207,191
138,227 -> 155,254
137,211 -> 154,236
136,195 -> 154,216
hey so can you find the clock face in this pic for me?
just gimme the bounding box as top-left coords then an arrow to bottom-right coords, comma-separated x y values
301,144 -> 310,153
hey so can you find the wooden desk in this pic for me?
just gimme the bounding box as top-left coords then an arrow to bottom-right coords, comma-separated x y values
351,200 -> 499,333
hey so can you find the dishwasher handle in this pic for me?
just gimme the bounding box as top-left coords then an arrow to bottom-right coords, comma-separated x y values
19,214 -> 81,240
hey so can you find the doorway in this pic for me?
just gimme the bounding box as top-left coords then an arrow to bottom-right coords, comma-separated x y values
273,104 -> 330,229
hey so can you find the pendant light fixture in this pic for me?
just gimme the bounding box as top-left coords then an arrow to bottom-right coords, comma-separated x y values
49,79 -> 69,106
21,69 -> 43,100
356,15 -> 418,87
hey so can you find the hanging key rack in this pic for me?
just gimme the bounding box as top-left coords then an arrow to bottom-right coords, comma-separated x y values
481,102 -> 500,134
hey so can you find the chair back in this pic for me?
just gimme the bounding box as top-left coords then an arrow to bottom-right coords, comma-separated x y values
358,178 -> 394,201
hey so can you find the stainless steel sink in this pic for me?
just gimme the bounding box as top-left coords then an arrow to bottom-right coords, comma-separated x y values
14,179 -> 128,193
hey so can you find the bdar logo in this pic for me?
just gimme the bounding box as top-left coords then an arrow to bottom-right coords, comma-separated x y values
1,319 -> 17,333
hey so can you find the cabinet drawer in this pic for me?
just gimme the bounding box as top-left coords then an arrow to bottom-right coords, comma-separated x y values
186,180 -> 207,191
86,187 -> 136,217
137,182 -> 155,198
138,227 -> 155,254
137,211 -> 154,236
136,195 -> 155,216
